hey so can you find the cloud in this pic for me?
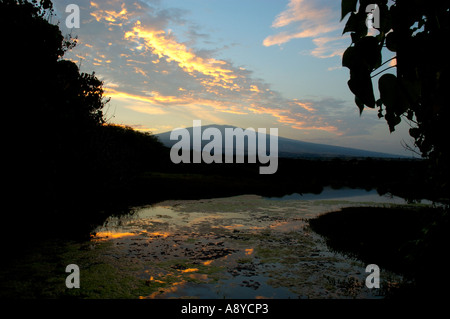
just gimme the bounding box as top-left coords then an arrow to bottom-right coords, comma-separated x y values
89,1 -> 130,26
310,36 -> 349,59
248,105 -> 339,133
263,24 -> 339,47
263,0 -> 339,46
263,0 -> 350,62
105,88 -> 179,109
271,0 -> 331,28
124,24 -> 239,90
54,0 -> 358,137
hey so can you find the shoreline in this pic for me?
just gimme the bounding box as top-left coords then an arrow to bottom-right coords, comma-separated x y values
309,205 -> 449,298
2,195 -> 428,299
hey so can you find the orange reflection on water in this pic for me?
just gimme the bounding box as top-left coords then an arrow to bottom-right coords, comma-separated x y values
143,231 -> 171,238
248,226 -> 265,230
270,220 -> 304,232
203,260 -> 214,266
189,273 -> 208,281
143,279 -> 187,299
149,276 -> 165,284
245,248 -> 254,255
218,224 -> 245,230
180,268 -> 199,273
92,231 -> 136,240
141,268 -> 204,299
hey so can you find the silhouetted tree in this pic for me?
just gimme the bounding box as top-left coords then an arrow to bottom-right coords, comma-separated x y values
341,0 -> 450,199
340,0 -> 450,296
1,0 -> 165,243
1,0 -> 113,239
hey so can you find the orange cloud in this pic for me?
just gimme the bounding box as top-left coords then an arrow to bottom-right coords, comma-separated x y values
310,36 -> 348,59
250,85 -> 260,93
271,0 -> 330,28
82,2 -> 344,136
124,25 -> 239,90
104,87 -> 245,117
248,105 -> 338,133
263,25 -> 339,47
90,2 -> 129,26
133,66 -> 147,77
105,87 -> 185,106
293,100 -> 316,113
263,0 -> 339,47
107,86 -> 338,134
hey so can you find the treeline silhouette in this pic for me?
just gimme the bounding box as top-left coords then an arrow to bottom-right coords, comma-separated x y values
133,157 -> 436,203
2,0 -> 166,248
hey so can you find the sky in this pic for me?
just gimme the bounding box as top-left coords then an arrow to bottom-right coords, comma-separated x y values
53,0 -> 415,156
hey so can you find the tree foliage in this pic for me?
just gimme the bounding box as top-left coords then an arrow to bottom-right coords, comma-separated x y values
341,0 -> 450,195
1,0 -> 165,241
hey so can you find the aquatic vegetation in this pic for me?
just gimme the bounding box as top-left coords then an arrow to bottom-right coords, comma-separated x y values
2,193 -> 418,299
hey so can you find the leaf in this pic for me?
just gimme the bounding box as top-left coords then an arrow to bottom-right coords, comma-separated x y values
401,78 -> 421,106
385,112 -> 401,132
385,32 -> 397,52
343,11 -> 369,38
379,74 -> 404,132
356,36 -> 382,71
343,12 -> 358,34
376,99 -> 383,108
378,73 -> 398,108
376,99 -> 384,118
342,46 -> 358,69
350,32 -> 360,44
409,127 -> 421,139
341,0 -> 358,21
348,69 -> 376,108
406,110 -> 414,121
355,96 -> 365,115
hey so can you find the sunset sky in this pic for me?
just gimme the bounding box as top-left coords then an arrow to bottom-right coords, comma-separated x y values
53,0 -> 413,156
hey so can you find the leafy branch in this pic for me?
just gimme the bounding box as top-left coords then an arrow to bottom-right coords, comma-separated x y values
340,0 -> 450,194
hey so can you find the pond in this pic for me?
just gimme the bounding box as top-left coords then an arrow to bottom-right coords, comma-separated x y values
265,187 -> 412,203
78,188 -> 421,299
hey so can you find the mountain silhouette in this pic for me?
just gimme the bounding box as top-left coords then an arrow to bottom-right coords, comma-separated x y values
155,124 -> 407,159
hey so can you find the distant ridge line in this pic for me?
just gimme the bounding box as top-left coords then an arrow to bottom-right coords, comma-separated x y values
155,124 -> 410,159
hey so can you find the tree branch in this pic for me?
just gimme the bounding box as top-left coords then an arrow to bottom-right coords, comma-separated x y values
371,65 -> 397,78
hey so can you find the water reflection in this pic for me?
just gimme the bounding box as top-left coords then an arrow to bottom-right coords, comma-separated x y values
92,231 -> 136,240
88,192 -> 413,299
265,187 -> 429,204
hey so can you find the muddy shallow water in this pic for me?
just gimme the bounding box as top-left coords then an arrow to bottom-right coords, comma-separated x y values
88,190 -> 411,299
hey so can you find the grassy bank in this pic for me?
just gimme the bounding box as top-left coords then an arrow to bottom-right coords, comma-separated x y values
309,205 -> 449,298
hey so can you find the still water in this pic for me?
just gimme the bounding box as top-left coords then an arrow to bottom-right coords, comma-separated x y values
266,186 -> 419,203
86,188 -> 419,299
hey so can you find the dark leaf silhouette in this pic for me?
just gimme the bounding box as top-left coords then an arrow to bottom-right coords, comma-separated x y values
340,0 -> 450,194
341,0 -> 358,21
